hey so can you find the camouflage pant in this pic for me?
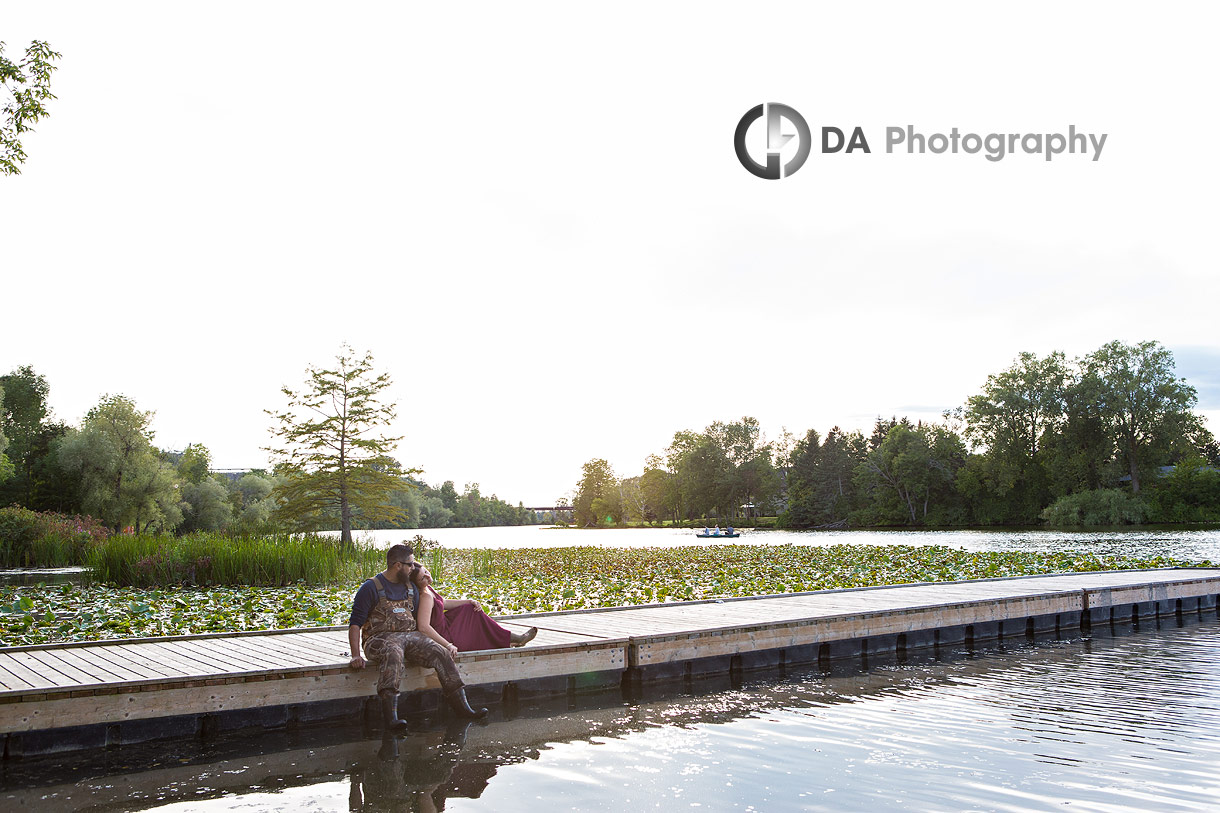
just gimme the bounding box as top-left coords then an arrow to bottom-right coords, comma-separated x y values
364,631 -> 463,696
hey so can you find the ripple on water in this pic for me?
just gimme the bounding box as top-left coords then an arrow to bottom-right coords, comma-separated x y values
4,620 -> 1220,812
453,621 -> 1220,813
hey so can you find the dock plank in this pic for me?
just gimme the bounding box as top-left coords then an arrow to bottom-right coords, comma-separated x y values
4,650 -> 82,688
137,642 -> 226,676
188,636 -> 314,671
46,647 -> 130,684
65,646 -> 155,683
99,644 -> 193,680
217,637 -> 323,670
0,660 -> 34,690
21,649 -> 97,686
164,640 -> 267,673
264,633 -> 346,659
146,641 -> 242,675
236,634 -> 341,664
0,653 -> 62,690
83,645 -> 171,681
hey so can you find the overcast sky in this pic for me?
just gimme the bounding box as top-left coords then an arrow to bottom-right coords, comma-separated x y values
3,2 -> 1218,505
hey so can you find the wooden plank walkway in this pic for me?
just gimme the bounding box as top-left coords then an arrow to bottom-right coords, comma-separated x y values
2,568 -> 1219,751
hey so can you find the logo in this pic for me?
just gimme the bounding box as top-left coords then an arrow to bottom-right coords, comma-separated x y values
733,102 -> 1108,173
734,103 -> 811,180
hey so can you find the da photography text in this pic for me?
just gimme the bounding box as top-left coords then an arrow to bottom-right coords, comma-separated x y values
735,103 -> 1109,179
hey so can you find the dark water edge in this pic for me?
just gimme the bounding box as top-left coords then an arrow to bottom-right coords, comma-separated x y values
4,610 -> 1219,812
0,567 -> 88,586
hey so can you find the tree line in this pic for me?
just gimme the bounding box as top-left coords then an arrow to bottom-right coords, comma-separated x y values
0,353 -> 538,540
572,340 -> 1220,527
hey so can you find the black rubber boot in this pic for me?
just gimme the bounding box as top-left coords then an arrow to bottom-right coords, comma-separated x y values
379,691 -> 410,733
445,687 -> 488,719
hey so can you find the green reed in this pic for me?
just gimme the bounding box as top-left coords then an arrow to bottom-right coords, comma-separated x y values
85,532 -> 384,586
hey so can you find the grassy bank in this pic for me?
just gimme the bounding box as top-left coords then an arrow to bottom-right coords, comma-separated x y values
2,544 -> 1212,647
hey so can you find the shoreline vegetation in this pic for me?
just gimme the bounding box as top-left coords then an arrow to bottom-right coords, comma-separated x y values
2,539 -> 1213,648
570,342 -> 1220,531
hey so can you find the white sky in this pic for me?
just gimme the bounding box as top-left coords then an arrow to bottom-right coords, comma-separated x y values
3,2 -> 1219,505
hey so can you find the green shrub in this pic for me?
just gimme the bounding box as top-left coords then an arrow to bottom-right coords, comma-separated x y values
0,506 -> 42,566
1040,489 -> 1149,526
0,507 -> 109,567
1144,459 -> 1220,523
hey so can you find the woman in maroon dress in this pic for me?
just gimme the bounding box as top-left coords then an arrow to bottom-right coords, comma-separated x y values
413,564 -> 537,652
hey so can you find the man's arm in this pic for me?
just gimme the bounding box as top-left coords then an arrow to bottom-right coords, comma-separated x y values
348,625 -> 365,668
348,580 -> 374,668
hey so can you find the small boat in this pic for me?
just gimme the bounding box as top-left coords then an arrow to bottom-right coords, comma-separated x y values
695,531 -> 740,538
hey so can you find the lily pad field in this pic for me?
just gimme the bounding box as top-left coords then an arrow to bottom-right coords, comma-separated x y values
1,544 -> 1212,647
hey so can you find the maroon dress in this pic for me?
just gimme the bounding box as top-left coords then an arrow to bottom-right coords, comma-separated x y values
426,586 -> 512,651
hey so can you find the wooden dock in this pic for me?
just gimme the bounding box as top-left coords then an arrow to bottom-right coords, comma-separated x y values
3,568 -> 1219,756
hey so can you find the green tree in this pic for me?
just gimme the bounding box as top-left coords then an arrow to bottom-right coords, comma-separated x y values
175,443 -> 212,484
640,456 -> 677,524
965,351 -> 1067,463
57,394 -> 185,532
856,420 -> 966,525
1,40 -> 61,176
437,480 -> 459,511
779,427 -> 863,528
416,493 -> 453,527
574,458 -> 619,526
619,475 -> 650,524
0,366 -> 50,502
227,472 -> 280,533
1081,340 -> 1199,495
0,386 -> 13,483
266,347 -> 415,545
960,352 -> 1068,523
180,476 -> 233,533
678,438 -> 730,519
1042,373 -> 1115,496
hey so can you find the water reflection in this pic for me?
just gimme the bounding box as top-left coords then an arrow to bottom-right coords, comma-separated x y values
0,566 -> 87,585
3,615 -> 1219,812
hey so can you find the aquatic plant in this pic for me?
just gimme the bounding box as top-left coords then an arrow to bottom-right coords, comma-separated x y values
1,544 -> 1212,646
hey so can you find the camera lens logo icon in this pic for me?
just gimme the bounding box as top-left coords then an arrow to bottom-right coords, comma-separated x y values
734,103 -> 811,180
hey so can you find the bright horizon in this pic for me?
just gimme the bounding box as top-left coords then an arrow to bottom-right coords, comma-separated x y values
4,3 -> 1219,505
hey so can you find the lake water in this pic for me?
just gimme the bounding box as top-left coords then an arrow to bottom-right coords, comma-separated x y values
346,525 -> 1220,562
4,615 -> 1218,811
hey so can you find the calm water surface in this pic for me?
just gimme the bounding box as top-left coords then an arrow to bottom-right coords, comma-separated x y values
348,525 -> 1220,561
6,617 -> 1219,812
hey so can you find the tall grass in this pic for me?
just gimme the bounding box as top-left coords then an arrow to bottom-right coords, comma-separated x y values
85,532 -> 384,586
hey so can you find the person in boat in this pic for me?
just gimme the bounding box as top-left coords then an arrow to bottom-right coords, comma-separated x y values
703,526 -> 710,536
347,542 -> 487,732
727,526 -> 734,535
413,562 -> 538,651
713,525 -> 721,536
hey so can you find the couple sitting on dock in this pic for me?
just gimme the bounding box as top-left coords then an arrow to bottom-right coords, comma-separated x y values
347,543 -> 538,732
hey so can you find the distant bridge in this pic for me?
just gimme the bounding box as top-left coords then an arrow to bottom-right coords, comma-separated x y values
525,506 -> 574,513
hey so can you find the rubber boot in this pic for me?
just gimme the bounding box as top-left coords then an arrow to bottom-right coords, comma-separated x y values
379,691 -> 410,733
445,687 -> 488,719
510,627 -> 538,647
